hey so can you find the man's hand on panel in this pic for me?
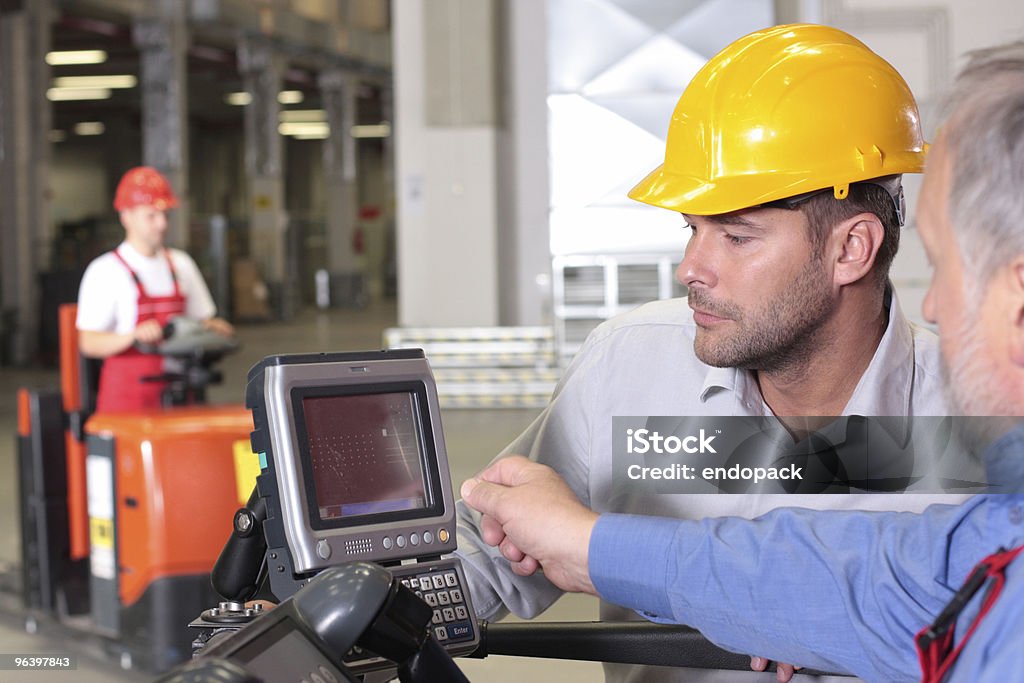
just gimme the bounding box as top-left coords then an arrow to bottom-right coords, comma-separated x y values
461,456 -> 598,595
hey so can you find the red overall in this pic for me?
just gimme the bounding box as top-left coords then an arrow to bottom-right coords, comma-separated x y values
95,248 -> 186,412
915,544 -> 1024,683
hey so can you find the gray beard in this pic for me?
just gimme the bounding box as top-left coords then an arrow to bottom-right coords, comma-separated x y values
941,309 -> 1020,453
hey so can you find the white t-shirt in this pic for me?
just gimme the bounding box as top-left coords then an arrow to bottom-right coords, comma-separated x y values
76,241 -> 217,334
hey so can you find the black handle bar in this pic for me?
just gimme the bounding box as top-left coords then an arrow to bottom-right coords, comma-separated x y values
469,620 -> 848,676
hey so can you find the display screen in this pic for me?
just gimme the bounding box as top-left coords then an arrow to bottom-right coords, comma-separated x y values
302,392 -> 429,521
233,618 -> 347,682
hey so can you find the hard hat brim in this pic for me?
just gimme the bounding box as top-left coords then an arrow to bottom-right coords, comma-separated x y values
628,153 -> 926,216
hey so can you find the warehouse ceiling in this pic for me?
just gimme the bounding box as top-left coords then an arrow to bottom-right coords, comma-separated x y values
48,3 -> 389,142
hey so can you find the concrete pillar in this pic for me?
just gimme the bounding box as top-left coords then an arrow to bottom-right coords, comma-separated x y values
103,110 -> 140,199
0,0 -> 52,364
496,0 -> 551,326
392,0 -> 502,326
133,0 -> 189,249
392,0 -> 552,327
318,67 -> 360,292
237,33 -> 291,318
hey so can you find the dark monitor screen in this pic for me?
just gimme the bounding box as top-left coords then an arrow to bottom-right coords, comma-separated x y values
232,618 -> 348,682
293,381 -> 445,531
303,392 -> 428,521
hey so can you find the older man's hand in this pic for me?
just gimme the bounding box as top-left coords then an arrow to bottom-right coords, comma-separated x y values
750,656 -> 804,682
460,456 -> 599,595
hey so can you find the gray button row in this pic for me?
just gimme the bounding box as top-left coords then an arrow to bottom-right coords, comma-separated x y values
401,574 -> 453,591
434,605 -> 468,624
381,530 -> 436,551
417,588 -> 464,608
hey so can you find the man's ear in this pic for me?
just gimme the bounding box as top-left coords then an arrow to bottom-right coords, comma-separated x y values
1009,260 -> 1024,367
832,213 -> 884,287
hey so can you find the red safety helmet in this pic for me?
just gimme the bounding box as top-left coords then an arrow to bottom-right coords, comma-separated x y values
113,166 -> 179,211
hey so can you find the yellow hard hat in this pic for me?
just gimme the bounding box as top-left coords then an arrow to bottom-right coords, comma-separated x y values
628,24 -> 926,214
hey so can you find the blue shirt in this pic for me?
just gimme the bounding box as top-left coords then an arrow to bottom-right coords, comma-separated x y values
589,423 -> 1024,683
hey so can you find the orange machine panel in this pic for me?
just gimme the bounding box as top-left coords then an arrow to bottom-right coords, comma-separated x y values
64,435 -> 90,560
17,389 -> 31,437
58,303 -> 90,560
86,406 -> 256,606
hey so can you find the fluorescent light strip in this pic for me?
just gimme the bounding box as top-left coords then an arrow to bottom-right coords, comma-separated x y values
275,120 -> 392,138
351,123 -> 391,138
278,122 -> 329,136
225,91 -> 308,106
74,122 -> 105,136
47,87 -> 112,101
53,75 -> 137,89
279,109 -> 326,123
46,50 -> 108,66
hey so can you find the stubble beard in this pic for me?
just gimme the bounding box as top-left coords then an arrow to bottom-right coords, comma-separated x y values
690,257 -> 835,374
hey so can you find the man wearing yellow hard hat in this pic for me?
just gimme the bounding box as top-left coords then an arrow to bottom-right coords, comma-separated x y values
456,24 -> 967,683
461,38 -> 1024,683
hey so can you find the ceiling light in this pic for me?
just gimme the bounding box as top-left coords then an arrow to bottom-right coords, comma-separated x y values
52,75 -> 136,89
226,91 -> 307,106
46,87 -> 112,101
225,92 -> 251,106
46,50 -> 108,66
74,121 -> 106,136
278,121 -> 329,137
351,123 -> 391,138
279,109 -> 326,122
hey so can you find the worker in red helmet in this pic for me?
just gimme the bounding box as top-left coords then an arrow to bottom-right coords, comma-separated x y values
76,166 -> 235,412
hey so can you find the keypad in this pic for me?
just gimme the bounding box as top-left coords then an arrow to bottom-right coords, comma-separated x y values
398,568 -> 474,644
343,560 -> 478,673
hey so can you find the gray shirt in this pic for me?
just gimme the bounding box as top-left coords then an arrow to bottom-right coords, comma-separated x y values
456,291 -> 968,682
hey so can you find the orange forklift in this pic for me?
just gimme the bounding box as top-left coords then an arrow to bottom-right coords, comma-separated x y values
16,304 -> 258,671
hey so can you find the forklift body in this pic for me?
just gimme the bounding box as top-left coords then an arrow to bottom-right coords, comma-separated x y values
17,304 -> 255,671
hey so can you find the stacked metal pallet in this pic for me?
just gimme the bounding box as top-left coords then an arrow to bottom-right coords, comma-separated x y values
383,326 -> 561,409
552,252 -> 687,364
